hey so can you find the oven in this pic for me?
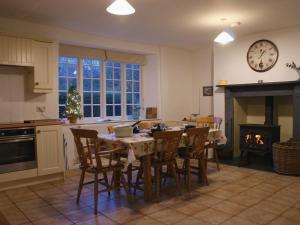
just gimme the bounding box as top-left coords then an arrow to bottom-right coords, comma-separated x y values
0,127 -> 36,174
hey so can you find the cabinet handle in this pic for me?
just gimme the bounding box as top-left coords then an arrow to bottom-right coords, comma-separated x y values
37,130 -> 41,134
35,82 -> 39,86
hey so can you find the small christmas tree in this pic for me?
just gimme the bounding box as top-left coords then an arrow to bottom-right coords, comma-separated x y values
65,86 -> 82,123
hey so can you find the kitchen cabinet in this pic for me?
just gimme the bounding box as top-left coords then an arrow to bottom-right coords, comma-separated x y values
33,41 -> 56,93
36,125 -> 64,176
0,35 -> 33,66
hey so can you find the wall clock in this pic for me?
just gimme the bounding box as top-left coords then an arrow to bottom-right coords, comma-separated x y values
247,39 -> 279,72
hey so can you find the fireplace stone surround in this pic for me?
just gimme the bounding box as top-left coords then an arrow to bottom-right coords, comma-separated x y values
217,81 -> 300,161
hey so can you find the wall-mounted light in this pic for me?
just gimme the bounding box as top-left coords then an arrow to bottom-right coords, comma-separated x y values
106,0 -> 135,16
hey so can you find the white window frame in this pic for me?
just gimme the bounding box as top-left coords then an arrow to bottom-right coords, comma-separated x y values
58,56 -> 143,120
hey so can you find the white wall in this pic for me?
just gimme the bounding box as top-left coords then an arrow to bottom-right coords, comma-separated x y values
213,27 -> 300,127
192,47 -> 213,116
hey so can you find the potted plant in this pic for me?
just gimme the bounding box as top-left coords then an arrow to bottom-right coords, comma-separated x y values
65,86 -> 82,123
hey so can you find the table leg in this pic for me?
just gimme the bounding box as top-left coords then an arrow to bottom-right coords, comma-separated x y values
143,154 -> 152,201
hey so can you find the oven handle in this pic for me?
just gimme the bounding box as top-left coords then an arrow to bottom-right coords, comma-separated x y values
0,137 -> 35,144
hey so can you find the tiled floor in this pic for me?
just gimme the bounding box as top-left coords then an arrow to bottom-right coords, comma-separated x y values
0,162 -> 299,225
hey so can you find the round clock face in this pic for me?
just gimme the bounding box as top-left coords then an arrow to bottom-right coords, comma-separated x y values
247,39 -> 279,72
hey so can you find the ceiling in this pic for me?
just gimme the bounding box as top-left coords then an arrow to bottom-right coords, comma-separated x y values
0,0 -> 300,49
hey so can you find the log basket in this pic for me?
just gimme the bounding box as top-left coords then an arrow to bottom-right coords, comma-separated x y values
272,141 -> 300,175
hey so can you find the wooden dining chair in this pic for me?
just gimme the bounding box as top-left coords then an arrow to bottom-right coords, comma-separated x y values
177,127 -> 209,190
107,125 -> 114,134
134,130 -> 183,198
71,128 -> 130,214
196,116 -> 222,171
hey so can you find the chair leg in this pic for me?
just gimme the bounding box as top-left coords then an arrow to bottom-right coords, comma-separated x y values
155,165 -> 161,198
186,158 -> 191,192
199,159 -> 209,186
77,169 -> 85,204
94,172 -> 99,214
120,172 -> 131,200
171,163 -> 181,195
213,147 -> 220,171
197,158 -> 202,183
133,164 -> 143,195
127,164 -> 133,191
103,172 -> 110,196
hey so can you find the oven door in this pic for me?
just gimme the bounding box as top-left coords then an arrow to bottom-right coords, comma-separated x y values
0,136 -> 37,174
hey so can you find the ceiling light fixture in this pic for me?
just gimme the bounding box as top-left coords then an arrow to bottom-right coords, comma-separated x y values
106,0 -> 135,16
214,18 -> 235,45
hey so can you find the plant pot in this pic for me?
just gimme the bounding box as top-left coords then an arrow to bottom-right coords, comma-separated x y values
68,116 -> 78,124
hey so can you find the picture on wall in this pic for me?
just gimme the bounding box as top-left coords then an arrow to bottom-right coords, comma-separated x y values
203,86 -> 213,96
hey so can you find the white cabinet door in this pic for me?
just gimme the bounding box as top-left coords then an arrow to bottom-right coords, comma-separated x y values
0,35 -> 33,66
36,125 -> 64,176
33,41 -> 56,93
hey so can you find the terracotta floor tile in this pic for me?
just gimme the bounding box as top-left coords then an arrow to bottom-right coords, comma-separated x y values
76,214 -> 118,225
193,208 -> 232,225
268,216 -> 300,225
237,207 -> 277,225
138,202 -> 168,215
252,199 -> 290,215
294,200 -> 300,209
281,207 -> 300,222
103,207 -> 143,224
1,206 -> 31,225
16,198 -> 49,211
229,192 -> 264,207
173,216 -> 212,225
32,215 -> 73,225
212,200 -> 246,215
65,206 -> 98,223
123,216 -> 163,225
148,208 -> 188,225
171,201 -> 208,216
220,216 -> 259,225
6,188 -> 38,203
21,206 -> 61,222
192,194 -> 223,207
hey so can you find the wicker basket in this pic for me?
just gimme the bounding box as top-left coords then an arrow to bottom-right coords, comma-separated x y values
272,142 -> 300,175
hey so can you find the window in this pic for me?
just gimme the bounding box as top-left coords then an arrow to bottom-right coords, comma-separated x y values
83,59 -> 101,117
58,57 -> 79,118
58,57 -> 142,119
126,64 -> 141,116
106,61 -> 122,117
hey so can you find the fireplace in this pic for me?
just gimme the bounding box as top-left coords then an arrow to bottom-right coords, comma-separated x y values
216,80 -> 300,170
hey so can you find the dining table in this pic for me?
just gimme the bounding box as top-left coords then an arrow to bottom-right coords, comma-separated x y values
98,128 -> 226,201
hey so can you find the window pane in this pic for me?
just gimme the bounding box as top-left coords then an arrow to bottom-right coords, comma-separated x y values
93,92 -> 100,104
59,106 -> 65,118
126,64 -> 132,69
134,93 -> 140,104
114,80 -> 121,91
84,106 -> 91,117
93,79 -> 100,91
126,93 -> 132,104
106,105 -> 113,116
59,57 -> 67,63
114,68 -> 121,79
126,81 -> 132,92
114,62 -> 121,68
106,80 -> 113,91
114,93 -> 121,104
59,92 -> 67,105
59,63 -> 67,77
68,78 -> 77,89
59,77 -> 67,90
115,105 -> 121,116
133,64 -> 140,70
106,67 -> 113,79
68,57 -> 78,63
93,106 -> 100,117
133,82 -> 140,92
84,92 -> 91,104
133,70 -> 140,81
83,79 -> 91,91
68,64 -> 78,77
83,59 -> 92,65
106,92 -> 113,104
83,65 -> 92,78
106,61 -> 113,67
92,66 -> 100,78
126,69 -> 132,80
126,105 -> 132,116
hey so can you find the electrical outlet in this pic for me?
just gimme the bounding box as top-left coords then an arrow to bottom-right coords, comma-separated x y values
36,106 -> 46,113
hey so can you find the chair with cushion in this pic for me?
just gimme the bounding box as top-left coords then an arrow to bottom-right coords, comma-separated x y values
196,116 -> 222,170
71,128 -> 130,214
177,127 -> 209,190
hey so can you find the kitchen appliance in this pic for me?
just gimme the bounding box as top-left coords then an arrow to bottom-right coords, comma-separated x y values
0,127 -> 36,174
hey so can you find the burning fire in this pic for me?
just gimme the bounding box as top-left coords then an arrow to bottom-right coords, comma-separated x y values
245,134 -> 252,143
255,134 -> 264,144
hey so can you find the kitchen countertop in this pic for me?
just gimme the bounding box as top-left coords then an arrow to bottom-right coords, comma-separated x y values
0,120 -> 65,129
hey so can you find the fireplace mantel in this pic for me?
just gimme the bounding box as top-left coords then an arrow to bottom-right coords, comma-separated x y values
219,80 -> 300,150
